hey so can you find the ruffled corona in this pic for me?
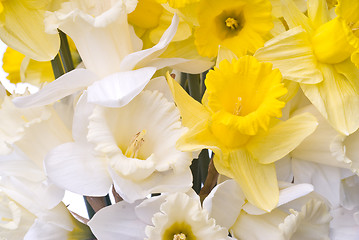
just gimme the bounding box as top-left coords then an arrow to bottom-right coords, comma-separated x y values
194,0 -> 273,57
145,193 -> 228,240
205,56 -> 287,148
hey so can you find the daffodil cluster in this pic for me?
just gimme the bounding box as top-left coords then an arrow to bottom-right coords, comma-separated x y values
0,0 -> 358,239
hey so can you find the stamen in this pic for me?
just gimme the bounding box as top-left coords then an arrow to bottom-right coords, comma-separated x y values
125,130 -> 146,158
233,97 -> 242,116
21,115 -> 29,122
225,17 -> 239,30
173,233 -> 186,240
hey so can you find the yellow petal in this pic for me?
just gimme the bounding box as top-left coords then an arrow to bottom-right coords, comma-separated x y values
156,0 -> 200,9
166,72 -> 211,129
214,149 -> 279,211
149,11 -> 192,44
0,1 -> 60,61
2,47 -> 25,84
176,119 -> 222,155
128,0 -> 163,29
247,112 -> 318,164
336,0 -> 359,24
23,58 -> 54,86
301,61 -> 359,135
307,0 -> 330,29
255,26 -> 323,84
281,0 -> 313,34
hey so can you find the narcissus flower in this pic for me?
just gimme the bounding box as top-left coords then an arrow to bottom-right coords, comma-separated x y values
167,55 -> 318,211
194,0 -> 273,57
255,0 -> 359,135
88,191 -> 229,240
45,90 -> 193,202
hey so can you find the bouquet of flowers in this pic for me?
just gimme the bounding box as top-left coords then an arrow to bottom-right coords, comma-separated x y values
0,0 -> 358,239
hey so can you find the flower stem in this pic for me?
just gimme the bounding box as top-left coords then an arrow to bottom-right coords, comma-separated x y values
58,30 -> 75,72
50,54 -> 64,79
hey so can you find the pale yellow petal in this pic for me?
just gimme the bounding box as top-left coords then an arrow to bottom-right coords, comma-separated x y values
255,26 -> 323,84
307,0 -> 330,29
23,58 -> 54,85
214,149 -> 279,211
176,119 -> 222,154
247,112 -> 318,164
0,1 -> 60,61
166,72 -> 211,129
301,62 -> 359,135
281,0 -> 313,34
128,0 -> 163,29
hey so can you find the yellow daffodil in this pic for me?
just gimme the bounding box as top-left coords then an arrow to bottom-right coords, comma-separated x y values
0,0 -> 64,61
255,0 -> 359,135
194,0 -> 273,58
167,55 -> 317,211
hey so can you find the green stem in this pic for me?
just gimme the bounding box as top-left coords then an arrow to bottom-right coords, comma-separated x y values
188,74 -> 201,102
50,54 -> 64,79
198,149 -> 210,185
58,30 -> 74,73
190,159 -> 201,194
83,196 -> 95,219
180,72 -> 187,88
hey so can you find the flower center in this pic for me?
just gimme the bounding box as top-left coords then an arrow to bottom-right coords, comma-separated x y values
225,17 -> 239,30
233,97 -> 243,116
125,130 -> 146,158
173,233 -> 186,240
215,8 -> 245,40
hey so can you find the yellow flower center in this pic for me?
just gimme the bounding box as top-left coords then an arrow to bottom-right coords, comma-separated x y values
225,17 -> 239,30
215,9 -> 245,40
163,222 -> 196,240
124,130 -> 146,159
173,233 -> 186,240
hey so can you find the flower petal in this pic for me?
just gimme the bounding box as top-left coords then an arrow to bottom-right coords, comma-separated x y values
166,72 -> 211,129
88,201 -> 147,240
120,14 -> 179,71
87,67 -> 156,108
301,62 -> 359,135
247,112 -> 318,164
44,142 -> 112,196
216,149 -> 279,211
255,26 -> 323,84
12,69 -> 98,108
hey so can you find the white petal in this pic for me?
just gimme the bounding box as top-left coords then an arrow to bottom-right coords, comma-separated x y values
202,180 -> 245,229
12,69 -> 98,108
135,195 -> 167,225
44,142 -> 112,196
87,67 -> 156,107
144,76 -> 174,102
120,14 -> 179,71
292,160 -> 342,207
88,201 -> 147,240
72,91 -> 95,143
24,219 -> 68,240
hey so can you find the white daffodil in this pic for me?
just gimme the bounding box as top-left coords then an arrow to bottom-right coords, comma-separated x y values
88,191 -> 230,240
45,89 -> 193,202
0,93 -> 72,170
202,179 -> 331,240
13,0 -> 213,109
0,176 -> 93,240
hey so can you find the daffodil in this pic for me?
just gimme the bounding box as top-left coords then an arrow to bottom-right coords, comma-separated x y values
45,89 -> 193,202
0,0 -> 63,61
88,191 -> 229,240
13,0 -> 212,109
194,0 -> 273,58
204,180 -> 331,240
167,55 -> 318,211
255,0 -> 359,135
